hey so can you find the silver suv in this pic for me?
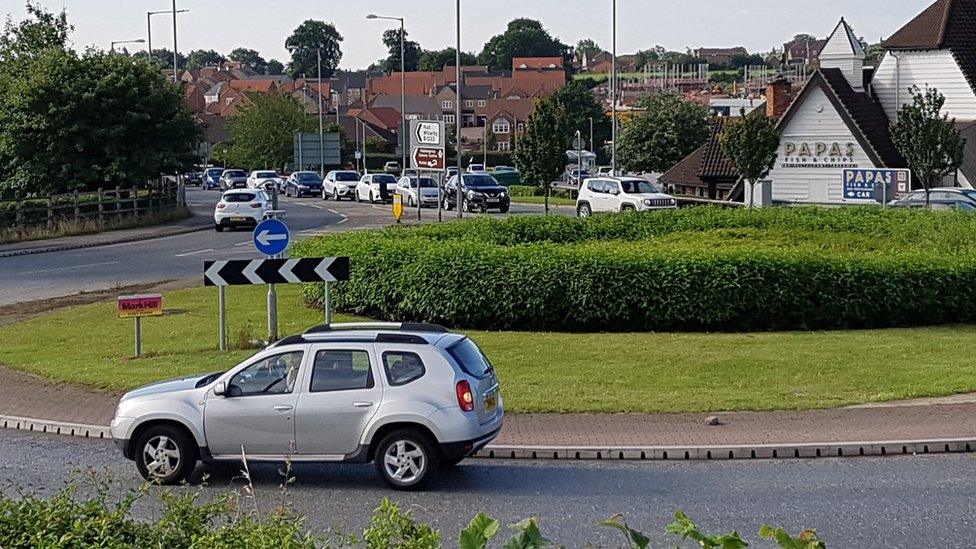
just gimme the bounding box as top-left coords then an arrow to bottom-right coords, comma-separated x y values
110,323 -> 504,490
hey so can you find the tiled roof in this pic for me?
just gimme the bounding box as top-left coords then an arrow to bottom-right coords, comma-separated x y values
659,145 -> 708,187
819,68 -> 906,168
884,0 -> 976,90
700,118 -> 739,179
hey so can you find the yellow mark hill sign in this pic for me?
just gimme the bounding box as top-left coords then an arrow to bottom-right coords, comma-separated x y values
117,294 -> 163,319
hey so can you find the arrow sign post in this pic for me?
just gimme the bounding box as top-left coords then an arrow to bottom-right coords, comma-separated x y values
205,257 -> 350,349
253,219 -> 290,256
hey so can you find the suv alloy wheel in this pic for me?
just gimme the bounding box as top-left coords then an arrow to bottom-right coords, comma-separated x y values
577,203 -> 591,218
374,429 -> 439,490
134,425 -> 197,485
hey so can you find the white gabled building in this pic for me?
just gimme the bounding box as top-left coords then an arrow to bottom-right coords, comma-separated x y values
764,18 -> 907,205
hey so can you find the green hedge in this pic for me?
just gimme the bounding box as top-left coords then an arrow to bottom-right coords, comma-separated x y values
293,207 -> 976,332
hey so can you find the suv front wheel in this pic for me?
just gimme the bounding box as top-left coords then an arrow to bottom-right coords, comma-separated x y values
374,430 -> 439,490
134,425 -> 197,485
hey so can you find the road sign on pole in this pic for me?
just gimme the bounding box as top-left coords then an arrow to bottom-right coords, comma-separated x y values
842,168 -> 911,203
253,219 -> 290,257
412,147 -> 446,171
204,258 -> 351,286
413,121 -> 444,146
117,294 -> 163,358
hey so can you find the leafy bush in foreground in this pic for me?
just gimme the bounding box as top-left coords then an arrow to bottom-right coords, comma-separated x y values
0,473 -> 826,548
294,207 -> 976,332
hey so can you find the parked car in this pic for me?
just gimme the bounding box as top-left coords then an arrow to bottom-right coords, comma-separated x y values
213,189 -> 270,231
323,170 -> 362,200
890,198 -> 976,211
467,163 -> 486,173
356,173 -> 399,203
576,177 -> 677,218
247,171 -> 283,192
445,166 -> 460,181
109,323 -> 504,490
443,173 -> 510,213
383,161 -> 402,176
889,188 -> 976,208
219,169 -> 249,190
490,166 -> 521,186
283,172 -> 323,197
396,176 -> 440,208
596,166 -> 615,176
184,171 -> 204,186
203,168 -> 225,190
564,168 -> 591,186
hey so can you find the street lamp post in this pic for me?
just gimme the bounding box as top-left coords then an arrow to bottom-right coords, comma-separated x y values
110,39 -> 145,55
171,0 -> 179,82
610,0 -> 618,175
147,8 -> 188,62
366,14 -> 407,184
455,0 -> 463,219
317,47 -> 324,178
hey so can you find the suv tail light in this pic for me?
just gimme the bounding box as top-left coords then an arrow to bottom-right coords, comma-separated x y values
456,380 -> 475,412
249,203 -> 261,208
216,203 -> 226,209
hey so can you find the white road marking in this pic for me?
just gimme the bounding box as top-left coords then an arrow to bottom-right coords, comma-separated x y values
327,209 -> 340,215
336,218 -> 348,225
18,261 -> 120,275
235,241 -> 252,247
174,248 -> 214,257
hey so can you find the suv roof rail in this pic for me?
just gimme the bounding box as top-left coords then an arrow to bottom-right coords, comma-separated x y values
304,322 -> 449,335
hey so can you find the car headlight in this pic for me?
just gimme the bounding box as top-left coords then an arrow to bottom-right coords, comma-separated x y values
643,199 -> 653,206
670,198 -> 677,205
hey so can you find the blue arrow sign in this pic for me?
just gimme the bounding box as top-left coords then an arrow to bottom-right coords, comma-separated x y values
253,219 -> 290,257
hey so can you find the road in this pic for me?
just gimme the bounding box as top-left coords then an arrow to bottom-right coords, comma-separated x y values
1,429 -> 973,547
0,188 -> 561,306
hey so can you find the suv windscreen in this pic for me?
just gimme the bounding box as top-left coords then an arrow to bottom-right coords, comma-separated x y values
447,338 -> 494,380
255,172 -> 277,178
225,170 -> 246,177
335,172 -> 360,182
620,180 -> 660,194
462,174 -> 499,188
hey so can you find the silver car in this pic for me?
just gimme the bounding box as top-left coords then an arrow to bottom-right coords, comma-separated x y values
110,323 -> 503,490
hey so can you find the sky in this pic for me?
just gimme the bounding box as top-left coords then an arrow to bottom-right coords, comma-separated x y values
2,0 -> 929,70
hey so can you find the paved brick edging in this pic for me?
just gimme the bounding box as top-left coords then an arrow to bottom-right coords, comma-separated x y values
0,224 -> 210,259
3,414 -> 973,462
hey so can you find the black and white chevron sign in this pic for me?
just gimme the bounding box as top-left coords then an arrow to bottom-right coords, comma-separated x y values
204,257 -> 350,286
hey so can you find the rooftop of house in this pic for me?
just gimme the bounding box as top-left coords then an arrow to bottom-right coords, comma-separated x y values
883,0 -> 976,90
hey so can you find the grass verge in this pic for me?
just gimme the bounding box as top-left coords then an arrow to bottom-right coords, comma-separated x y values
2,284 -> 975,413
509,196 -> 575,207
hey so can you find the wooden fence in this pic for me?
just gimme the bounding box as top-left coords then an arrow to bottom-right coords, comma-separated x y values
0,179 -> 185,231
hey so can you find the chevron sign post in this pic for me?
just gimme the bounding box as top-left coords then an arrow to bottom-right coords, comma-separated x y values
204,258 -> 350,350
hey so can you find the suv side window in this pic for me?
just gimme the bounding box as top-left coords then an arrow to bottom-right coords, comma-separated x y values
383,352 -> 426,386
228,351 -> 304,397
605,181 -> 620,195
310,350 -> 374,392
587,180 -> 605,193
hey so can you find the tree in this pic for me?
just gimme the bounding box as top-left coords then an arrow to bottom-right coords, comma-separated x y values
285,20 -> 342,79
575,39 -> 601,60
380,28 -> 421,73
0,50 -> 200,198
718,112 -> 780,207
891,86 -> 965,205
223,92 -> 315,170
148,47 -> 186,69
185,49 -> 226,70
550,79 -> 610,156
0,1 -> 71,62
477,19 -> 570,71
729,53 -> 764,69
485,126 -> 497,152
418,48 -> 477,71
266,59 -> 284,75
229,47 -> 267,73
513,96 -> 569,213
617,93 -> 711,174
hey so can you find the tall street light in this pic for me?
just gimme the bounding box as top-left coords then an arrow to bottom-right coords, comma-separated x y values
367,14 -> 407,178
455,0 -> 463,219
287,44 -> 325,177
147,8 -> 188,62
110,39 -> 145,55
610,0 -> 618,175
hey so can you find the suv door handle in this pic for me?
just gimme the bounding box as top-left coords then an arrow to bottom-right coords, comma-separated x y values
353,402 -> 374,408
273,405 -> 293,412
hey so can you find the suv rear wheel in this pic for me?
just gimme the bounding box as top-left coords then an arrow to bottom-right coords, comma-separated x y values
134,425 -> 197,485
577,203 -> 592,218
374,430 -> 439,490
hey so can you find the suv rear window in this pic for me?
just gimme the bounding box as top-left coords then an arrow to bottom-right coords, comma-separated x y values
446,338 -> 493,380
224,193 -> 256,202
383,352 -> 426,386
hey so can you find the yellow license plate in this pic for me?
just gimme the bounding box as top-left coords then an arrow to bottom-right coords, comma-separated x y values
484,392 -> 498,412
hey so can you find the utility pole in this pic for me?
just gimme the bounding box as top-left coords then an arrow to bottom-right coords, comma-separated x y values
171,0 -> 179,82
610,0 -> 618,175
317,47 -> 325,178
455,0 -> 463,219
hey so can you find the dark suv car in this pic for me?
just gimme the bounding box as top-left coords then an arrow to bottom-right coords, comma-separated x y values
443,173 -> 510,213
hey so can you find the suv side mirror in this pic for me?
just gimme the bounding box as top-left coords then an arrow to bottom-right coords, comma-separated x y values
213,381 -> 227,396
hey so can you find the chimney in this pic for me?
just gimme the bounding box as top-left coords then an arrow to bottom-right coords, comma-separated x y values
765,76 -> 792,118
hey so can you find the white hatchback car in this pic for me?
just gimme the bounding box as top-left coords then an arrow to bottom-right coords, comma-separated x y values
213,189 -> 270,231
396,176 -> 440,208
576,177 -> 677,218
247,171 -> 282,191
356,173 -> 399,203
